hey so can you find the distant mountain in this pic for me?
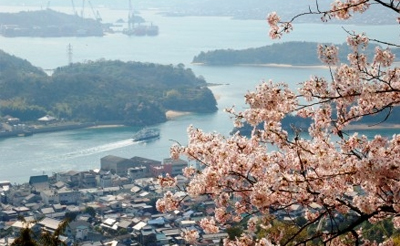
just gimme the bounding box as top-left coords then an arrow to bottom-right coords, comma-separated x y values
0,51 -> 217,125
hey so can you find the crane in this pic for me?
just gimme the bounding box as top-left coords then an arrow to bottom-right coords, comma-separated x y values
128,0 -> 134,31
70,0 -> 78,16
81,0 -> 85,18
88,0 -> 102,22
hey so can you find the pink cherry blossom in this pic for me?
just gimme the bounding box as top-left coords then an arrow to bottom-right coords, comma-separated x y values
181,229 -> 199,244
158,1 -> 400,245
199,217 -> 219,233
318,44 -> 340,65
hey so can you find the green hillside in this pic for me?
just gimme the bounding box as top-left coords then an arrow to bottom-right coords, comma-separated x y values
193,41 -> 389,66
0,51 -> 217,125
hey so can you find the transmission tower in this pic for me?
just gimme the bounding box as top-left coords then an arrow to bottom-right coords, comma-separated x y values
67,43 -> 73,65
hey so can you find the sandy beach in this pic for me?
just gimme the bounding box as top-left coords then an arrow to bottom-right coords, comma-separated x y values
192,62 -> 329,69
165,110 -> 192,119
87,124 -> 125,129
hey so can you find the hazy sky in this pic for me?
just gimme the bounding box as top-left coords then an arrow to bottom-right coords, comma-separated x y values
0,0 -> 396,24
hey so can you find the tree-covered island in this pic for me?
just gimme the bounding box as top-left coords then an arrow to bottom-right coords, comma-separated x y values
193,41 -> 400,66
0,9 -> 103,37
0,50 -> 217,127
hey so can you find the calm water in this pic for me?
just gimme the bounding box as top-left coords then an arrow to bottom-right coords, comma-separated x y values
0,6 -> 398,183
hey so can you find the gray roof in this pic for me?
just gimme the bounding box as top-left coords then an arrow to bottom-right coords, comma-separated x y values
38,217 -> 62,230
101,155 -> 129,163
41,207 -> 55,214
118,220 -> 133,229
29,175 -> 49,184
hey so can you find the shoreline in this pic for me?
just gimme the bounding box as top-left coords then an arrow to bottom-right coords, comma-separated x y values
344,123 -> 400,131
239,63 -> 329,69
192,62 -> 330,69
0,111 -> 198,139
87,124 -> 125,129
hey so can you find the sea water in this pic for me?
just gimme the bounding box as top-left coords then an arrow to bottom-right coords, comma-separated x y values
0,6 -> 397,183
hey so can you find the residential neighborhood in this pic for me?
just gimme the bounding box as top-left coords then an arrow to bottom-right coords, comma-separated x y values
0,155 -> 228,246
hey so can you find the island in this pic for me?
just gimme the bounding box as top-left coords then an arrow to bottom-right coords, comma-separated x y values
0,50 -> 218,137
0,9 -> 103,37
192,41 -> 399,66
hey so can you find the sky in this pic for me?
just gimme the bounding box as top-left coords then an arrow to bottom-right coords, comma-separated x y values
0,0 -> 397,24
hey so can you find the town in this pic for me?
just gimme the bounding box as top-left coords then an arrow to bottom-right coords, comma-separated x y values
0,154 -> 228,246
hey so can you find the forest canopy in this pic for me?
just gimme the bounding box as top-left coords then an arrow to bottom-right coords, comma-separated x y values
193,41 -> 400,66
0,50 -> 217,125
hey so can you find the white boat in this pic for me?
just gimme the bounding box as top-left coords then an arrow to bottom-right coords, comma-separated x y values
132,128 -> 160,142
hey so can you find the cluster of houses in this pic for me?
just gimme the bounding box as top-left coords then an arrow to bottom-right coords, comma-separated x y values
0,155 -> 228,246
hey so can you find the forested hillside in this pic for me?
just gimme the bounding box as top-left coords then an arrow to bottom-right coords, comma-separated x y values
0,9 -> 103,37
193,41 -> 397,66
0,51 -> 217,125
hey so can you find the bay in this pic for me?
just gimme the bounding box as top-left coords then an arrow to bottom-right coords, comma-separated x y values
0,6 -> 398,184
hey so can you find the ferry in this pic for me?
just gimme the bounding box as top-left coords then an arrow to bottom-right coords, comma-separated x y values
132,128 -> 160,142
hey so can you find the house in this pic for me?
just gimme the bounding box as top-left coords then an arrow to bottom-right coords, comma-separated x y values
12,206 -> 31,217
11,220 -> 35,235
67,171 -> 81,187
58,188 -> 80,205
38,115 -> 57,124
35,217 -> 63,233
117,220 -> 133,231
1,210 -> 18,221
100,173 -> 113,188
139,226 -> 157,246
29,175 -> 49,192
41,187 -> 80,206
52,203 -> 65,212
100,217 -> 118,232
66,220 -> 91,241
127,166 -> 146,180
41,190 -> 59,205
41,207 -> 55,215
7,184 -> 31,205
21,193 -> 40,205
55,171 -> 80,187
80,171 -> 97,188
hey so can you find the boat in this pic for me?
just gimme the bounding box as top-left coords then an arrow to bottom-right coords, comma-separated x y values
122,23 -> 159,36
132,128 -> 160,142
146,24 -> 159,36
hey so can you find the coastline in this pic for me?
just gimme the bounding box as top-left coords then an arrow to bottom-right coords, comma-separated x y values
239,63 -> 329,69
0,111 -> 200,139
344,123 -> 400,131
192,62 -> 329,69
87,124 -> 125,129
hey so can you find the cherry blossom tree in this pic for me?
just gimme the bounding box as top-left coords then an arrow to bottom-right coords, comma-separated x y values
158,1 -> 400,245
